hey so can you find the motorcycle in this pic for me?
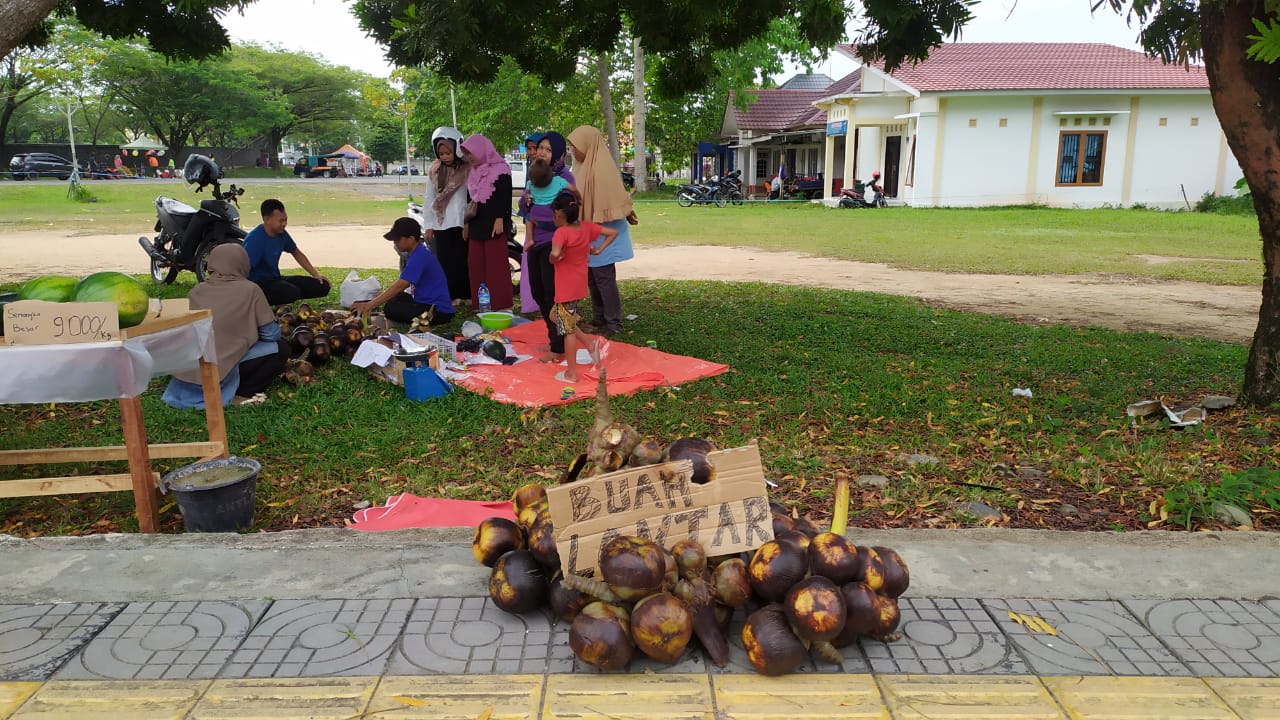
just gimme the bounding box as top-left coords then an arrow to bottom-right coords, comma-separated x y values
675,175 -> 728,208
719,169 -> 745,206
138,155 -> 246,283
406,200 -> 524,297
838,171 -> 889,209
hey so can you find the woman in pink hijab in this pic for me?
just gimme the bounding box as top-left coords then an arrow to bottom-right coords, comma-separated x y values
460,133 -> 514,311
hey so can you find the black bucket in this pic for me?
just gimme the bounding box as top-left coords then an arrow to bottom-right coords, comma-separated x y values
161,457 -> 261,532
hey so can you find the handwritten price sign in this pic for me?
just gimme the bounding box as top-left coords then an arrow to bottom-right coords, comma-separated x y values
3,300 -> 120,345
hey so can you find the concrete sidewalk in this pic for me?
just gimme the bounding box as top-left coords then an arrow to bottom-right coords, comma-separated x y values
1,528 -> 1278,719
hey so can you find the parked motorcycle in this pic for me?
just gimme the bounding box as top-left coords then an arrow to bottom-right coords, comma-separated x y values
720,169 -> 745,205
675,176 -> 728,208
138,155 -> 246,283
838,171 -> 889,209
406,200 -> 524,296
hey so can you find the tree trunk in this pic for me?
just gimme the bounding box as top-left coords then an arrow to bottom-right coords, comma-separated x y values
0,0 -> 59,59
632,38 -> 647,193
596,54 -> 620,167
1201,3 -> 1280,409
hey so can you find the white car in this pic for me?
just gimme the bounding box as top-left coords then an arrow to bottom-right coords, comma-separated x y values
507,159 -> 526,191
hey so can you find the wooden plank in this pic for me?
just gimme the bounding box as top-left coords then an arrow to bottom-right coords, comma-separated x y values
120,308 -> 210,339
0,442 -> 227,465
119,395 -> 160,533
200,357 -> 229,459
0,472 -> 157,497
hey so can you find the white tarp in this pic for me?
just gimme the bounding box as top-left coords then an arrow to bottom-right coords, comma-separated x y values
0,317 -> 214,403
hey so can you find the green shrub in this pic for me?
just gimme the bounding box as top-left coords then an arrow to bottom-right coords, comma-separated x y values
1196,178 -> 1255,215
1162,467 -> 1280,529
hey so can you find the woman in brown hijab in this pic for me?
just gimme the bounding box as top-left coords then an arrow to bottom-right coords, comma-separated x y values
566,125 -> 637,336
162,244 -> 289,408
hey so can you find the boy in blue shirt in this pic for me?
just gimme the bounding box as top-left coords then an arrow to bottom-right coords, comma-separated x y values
351,218 -> 455,326
242,198 -> 330,305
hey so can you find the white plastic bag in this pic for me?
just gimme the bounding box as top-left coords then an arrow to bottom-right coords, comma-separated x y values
339,271 -> 381,308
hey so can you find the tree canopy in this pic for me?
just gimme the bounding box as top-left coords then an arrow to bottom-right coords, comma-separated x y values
0,0 -> 255,62
352,0 -> 847,97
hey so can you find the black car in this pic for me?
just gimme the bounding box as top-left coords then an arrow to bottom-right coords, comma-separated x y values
9,152 -> 76,180
393,165 -> 421,176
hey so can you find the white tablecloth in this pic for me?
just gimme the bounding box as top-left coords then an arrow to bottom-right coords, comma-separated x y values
0,317 -> 214,404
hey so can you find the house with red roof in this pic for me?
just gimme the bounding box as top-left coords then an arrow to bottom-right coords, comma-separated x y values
724,43 -> 1237,207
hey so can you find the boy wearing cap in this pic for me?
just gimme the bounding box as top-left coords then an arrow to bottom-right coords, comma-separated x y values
351,218 -> 455,326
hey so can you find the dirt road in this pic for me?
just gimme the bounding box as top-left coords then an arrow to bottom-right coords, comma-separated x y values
0,225 -> 1259,343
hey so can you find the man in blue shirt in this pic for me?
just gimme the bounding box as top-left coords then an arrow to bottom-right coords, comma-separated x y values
242,198 -> 330,305
351,217 -> 455,326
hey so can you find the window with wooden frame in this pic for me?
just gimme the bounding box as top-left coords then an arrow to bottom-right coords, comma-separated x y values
1056,130 -> 1107,186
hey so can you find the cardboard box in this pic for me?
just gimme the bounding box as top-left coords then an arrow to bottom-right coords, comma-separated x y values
2,298 -> 191,346
545,445 -> 774,578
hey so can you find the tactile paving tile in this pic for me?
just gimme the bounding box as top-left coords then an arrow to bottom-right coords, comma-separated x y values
388,597 -> 556,674
861,597 -> 1028,675
222,599 -> 412,678
54,601 -> 267,681
1125,599 -> 1280,678
1204,677 -> 1280,720
0,603 -> 124,681
984,599 -> 1190,676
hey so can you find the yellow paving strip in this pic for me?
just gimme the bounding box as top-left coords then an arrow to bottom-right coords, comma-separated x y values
542,673 -> 713,720
1203,678 -> 1280,720
714,674 -> 889,719
4,675 -> 1280,720
877,675 -> 1067,719
8,679 -> 210,720
189,676 -> 379,720
1041,676 -> 1241,720
0,684 -> 40,718
370,675 -> 544,720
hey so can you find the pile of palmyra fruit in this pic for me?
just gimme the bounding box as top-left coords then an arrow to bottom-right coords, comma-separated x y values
471,374 -> 909,675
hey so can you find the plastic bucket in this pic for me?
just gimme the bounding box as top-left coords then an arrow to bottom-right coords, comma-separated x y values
161,457 -> 260,532
404,366 -> 450,402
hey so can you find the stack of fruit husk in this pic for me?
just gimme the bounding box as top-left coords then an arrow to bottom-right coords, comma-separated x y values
471,372 -> 910,675
275,303 -> 384,385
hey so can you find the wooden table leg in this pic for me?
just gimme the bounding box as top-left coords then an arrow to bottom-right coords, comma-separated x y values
199,358 -> 229,458
119,395 -> 160,533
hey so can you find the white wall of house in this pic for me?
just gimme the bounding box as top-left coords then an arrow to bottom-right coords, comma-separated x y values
903,91 -> 1231,208
1124,94 -> 1231,206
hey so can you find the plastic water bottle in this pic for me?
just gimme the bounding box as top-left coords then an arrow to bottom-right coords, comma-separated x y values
477,283 -> 491,313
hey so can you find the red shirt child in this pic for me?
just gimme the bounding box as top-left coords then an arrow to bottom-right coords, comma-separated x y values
549,190 -> 618,383
551,220 -> 602,303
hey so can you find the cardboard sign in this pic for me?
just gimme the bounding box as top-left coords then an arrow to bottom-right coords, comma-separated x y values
546,445 -> 774,577
3,300 -> 120,345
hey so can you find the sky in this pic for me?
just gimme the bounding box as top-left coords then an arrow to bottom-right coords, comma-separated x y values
220,0 -> 1149,82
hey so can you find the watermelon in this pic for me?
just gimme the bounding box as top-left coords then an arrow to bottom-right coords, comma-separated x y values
73,272 -> 151,328
17,275 -> 79,302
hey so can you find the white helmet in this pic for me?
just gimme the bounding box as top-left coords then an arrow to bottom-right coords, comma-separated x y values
430,126 -> 463,158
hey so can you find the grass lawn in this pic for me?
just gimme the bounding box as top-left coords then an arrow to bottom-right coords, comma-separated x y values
0,189 -> 1274,536
0,277 -> 1275,537
0,182 -> 1264,284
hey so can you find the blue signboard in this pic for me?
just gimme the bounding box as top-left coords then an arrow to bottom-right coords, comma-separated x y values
826,120 -> 848,136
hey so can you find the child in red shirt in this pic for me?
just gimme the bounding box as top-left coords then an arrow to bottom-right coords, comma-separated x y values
549,189 -> 618,383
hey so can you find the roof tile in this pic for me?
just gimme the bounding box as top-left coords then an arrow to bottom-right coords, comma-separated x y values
839,42 -> 1207,91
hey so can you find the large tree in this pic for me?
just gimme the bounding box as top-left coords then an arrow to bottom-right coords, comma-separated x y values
94,43 -> 282,160
0,0 -> 253,61
226,45 -> 367,166
351,0 -> 846,98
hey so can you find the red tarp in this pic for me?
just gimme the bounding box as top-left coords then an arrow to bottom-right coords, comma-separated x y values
349,494 -> 515,531
452,321 -> 730,407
